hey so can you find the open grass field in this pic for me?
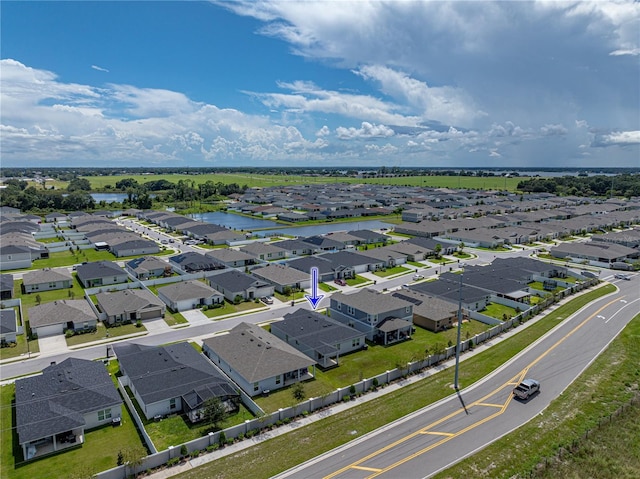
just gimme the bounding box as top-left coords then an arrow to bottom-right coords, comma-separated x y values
174,284 -> 617,479
79,173 -> 530,192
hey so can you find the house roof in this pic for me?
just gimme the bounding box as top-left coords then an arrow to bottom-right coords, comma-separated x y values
207,269 -> 270,292
95,289 -> 164,316
169,252 -> 219,272
251,264 -> 309,285
110,239 -> 160,253
75,261 -> 125,281
302,235 -> 345,249
408,278 -> 489,304
240,242 -> 287,257
28,300 -> 98,328
0,274 -> 13,292
205,248 -> 256,264
22,268 -> 72,286
287,255 -> 335,276
392,289 -> 460,321
126,256 -> 169,274
113,342 -> 237,406
157,280 -> 221,302
331,288 -> 412,315
15,358 -> 122,444
203,322 -> 315,383
320,250 -> 380,268
0,309 -> 17,334
276,309 -> 364,356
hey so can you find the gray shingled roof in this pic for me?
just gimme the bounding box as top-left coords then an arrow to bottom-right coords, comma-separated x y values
332,288 -> 412,315
251,264 -> 309,285
75,261 -> 125,281
203,322 -> 315,383
0,309 -> 17,334
392,289 -> 459,321
28,300 -> 98,328
113,343 -> 237,406
15,358 -> 122,444
22,268 -> 72,286
0,274 -> 13,292
157,280 -> 221,302
277,309 -> 364,355
95,289 -> 164,316
207,269 -> 269,292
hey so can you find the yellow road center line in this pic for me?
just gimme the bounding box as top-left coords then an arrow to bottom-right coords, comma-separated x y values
420,431 -> 455,436
323,295 -> 623,479
475,402 -> 504,408
352,466 -> 382,472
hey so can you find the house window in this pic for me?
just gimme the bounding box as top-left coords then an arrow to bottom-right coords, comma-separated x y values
253,382 -> 259,392
170,398 -> 176,410
275,375 -> 281,385
352,338 -> 360,347
98,409 -> 112,421
347,306 -> 355,316
406,307 -> 410,314
336,303 -> 341,311
49,282 -> 56,288
113,277 -> 118,282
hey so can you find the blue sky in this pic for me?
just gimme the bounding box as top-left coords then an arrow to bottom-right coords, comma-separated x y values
1,1 -> 639,168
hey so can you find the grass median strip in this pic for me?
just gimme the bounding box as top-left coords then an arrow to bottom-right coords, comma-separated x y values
177,284 -> 616,479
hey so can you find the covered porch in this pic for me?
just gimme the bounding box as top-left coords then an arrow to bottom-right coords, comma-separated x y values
376,318 -> 413,346
22,428 -> 84,460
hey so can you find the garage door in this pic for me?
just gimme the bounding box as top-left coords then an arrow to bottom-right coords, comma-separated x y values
140,308 -> 161,320
36,323 -> 64,338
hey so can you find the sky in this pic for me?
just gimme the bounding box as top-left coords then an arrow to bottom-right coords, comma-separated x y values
1,1 -> 639,169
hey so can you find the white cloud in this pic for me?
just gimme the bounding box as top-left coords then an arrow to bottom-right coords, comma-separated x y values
336,122 -> 394,140
595,130 -> 640,146
91,64 -> 109,72
540,124 -> 568,136
316,125 -> 331,137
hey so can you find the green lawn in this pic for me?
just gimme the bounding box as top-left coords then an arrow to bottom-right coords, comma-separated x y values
1,372 -> 144,479
163,311 -> 189,326
529,281 -> 565,293
345,275 -> 370,287
318,282 -> 338,293
373,266 -> 410,277
0,330 -> 40,361
176,285 -> 617,479
406,260 -> 425,267
480,302 -> 517,320
65,322 -> 147,347
273,290 -> 305,302
15,277 -> 86,313
255,321 -> 492,413
202,301 -> 266,319
27,250 -> 117,270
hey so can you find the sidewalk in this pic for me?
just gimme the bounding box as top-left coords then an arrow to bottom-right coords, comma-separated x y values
143,286 -> 598,479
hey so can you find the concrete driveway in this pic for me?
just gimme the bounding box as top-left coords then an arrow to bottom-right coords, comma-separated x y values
38,334 -> 69,355
143,317 -> 171,333
181,309 -> 210,324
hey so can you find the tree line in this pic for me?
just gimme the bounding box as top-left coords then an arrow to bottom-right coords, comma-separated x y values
516,174 -> 640,198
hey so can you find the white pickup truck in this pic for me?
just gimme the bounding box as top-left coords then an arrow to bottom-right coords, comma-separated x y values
513,379 -> 540,400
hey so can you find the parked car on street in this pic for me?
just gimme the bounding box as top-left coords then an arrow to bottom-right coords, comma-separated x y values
513,379 -> 540,400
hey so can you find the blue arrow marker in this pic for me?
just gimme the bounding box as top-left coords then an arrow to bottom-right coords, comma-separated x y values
304,267 -> 325,310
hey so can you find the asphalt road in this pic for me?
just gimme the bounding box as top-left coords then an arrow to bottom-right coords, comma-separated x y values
276,275 -> 639,479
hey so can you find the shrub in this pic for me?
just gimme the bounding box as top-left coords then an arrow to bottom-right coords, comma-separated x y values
167,458 -> 180,467
349,384 -> 356,395
218,431 -> 226,446
65,329 -> 75,338
180,444 -> 188,457
372,378 -> 379,390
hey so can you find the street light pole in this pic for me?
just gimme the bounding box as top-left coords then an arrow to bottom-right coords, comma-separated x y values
454,271 -> 463,390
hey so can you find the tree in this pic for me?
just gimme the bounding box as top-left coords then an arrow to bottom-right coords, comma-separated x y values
458,242 -> 465,254
434,243 -> 442,259
67,177 -> 92,192
123,445 -> 147,478
201,397 -> 228,430
292,382 -> 306,415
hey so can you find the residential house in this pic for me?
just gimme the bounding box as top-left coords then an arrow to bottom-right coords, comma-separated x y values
302,235 -> 346,251
75,261 -> 128,288
278,212 -> 309,222
109,238 -> 160,258
358,246 -> 407,268
21,268 -> 73,293
0,274 -> 13,299
0,244 -> 33,270
95,289 -> 165,325
320,250 -> 384,276
204,229 -> 246,245
157,280 -> 223,312
205,249 -> 257,268
407,278 -> 490,312
550,241 -> 638,266
28,299 -> 98,338
392,289 -> 462,332
202,322 -> 316,396
126,256 -> 171,280
113,342 -> 239,422
15,358 -> 122,460
271,309 -> 366,368
207,269 -> 274,302
250,264 -> 311,293
347,229 -> 390,244
271,239 -> 318,257
329,289 -> 414,344
287,255 -> 336,282
0,309 -> 18,344
240,242 -> 287,261
169,252 -> 222,273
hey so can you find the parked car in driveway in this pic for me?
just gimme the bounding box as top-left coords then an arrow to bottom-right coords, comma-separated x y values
334,278 -> 347,286
261,296 -> 274,304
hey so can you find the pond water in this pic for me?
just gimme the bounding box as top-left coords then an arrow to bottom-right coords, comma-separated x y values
190,211 -> 278,231
91,193 -> 157,203
192,211 -> 393,237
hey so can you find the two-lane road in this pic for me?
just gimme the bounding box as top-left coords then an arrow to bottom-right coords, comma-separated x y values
277,277 -> 639,479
